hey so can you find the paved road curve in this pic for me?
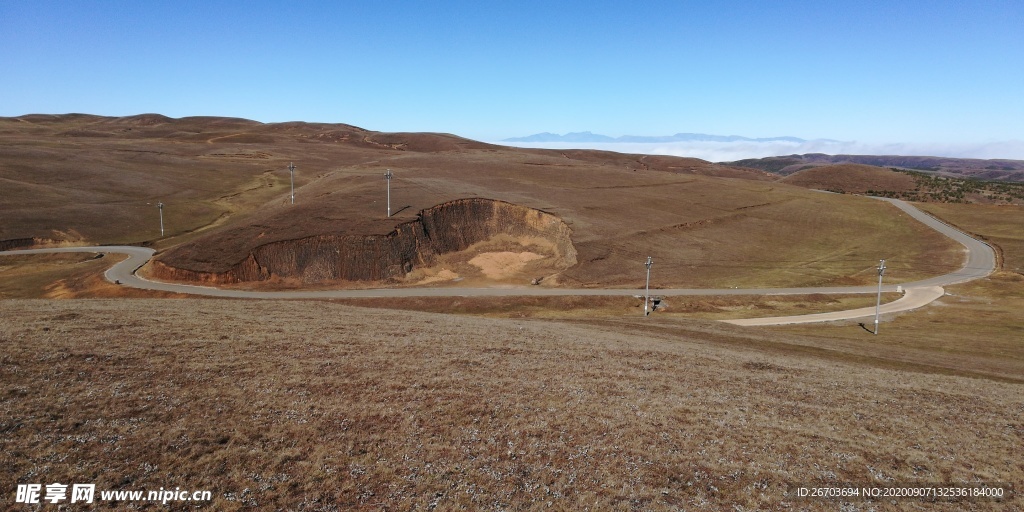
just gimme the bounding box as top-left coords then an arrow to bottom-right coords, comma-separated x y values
724,285 -> 947,326
0,198 -> 997,324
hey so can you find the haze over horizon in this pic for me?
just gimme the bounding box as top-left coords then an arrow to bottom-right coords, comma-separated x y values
496,131 -> 1024,162
2,1 -> 1022,159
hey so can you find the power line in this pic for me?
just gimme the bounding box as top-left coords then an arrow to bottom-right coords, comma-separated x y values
873,259 -> 887,335
157,202 -> 164,237
287,162 -> 296,204
644,256 -> 653,316
384,169 -> 393,217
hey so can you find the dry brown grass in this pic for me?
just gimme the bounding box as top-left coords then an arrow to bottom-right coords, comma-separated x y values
0,253 -> 183,300
0,253 -> 107,299
915,202 -> 1024,274
337,293 -> 902,321
2,114 -> 964,290
1,298 -> 1020,510
3,117 -> 1021,510
781,275 -> 1024,379
774,202 -> 1024,382
781,164 -> 919,194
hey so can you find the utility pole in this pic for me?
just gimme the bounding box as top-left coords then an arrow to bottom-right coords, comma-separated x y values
287,162 -> 296,204
873,259 -> 887,335
384,169 -> 393,217
157,202 -> 164,237
644,256 -> 653,316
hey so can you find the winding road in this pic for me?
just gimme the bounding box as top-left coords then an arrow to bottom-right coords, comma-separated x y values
0,197 -> 997,325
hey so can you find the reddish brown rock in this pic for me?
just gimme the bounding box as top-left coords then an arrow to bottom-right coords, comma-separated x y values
150,198 -> 576,284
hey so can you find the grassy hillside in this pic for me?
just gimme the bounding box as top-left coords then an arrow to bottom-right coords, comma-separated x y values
1,298 -> 1019,510
156,152 -> 964,289
780,164 -> 1024,205
780,164 -> 918,194
728,153 -> 1024,182
1,114 -> 965,289
0,114 -> 738,246
914,203 -> 1024,275
776,201 -> 1024,381
2,118 -> 1022,510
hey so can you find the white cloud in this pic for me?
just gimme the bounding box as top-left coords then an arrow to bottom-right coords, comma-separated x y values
495,140 -> 1024,162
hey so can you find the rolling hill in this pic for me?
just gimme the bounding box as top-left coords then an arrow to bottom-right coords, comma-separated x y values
1,114 -> 963,290
727,153 -> 1024,182
777,164 -> 1024,205
3,115 -> 1023,510
779,164 -> 919,194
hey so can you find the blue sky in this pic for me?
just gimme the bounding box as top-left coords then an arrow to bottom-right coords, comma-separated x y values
2,0 -> 1022,155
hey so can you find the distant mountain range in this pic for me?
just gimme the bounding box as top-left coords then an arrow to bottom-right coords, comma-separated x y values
504,131 -> 813,144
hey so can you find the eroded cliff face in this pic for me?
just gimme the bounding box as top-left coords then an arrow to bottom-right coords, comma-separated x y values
151,198 -> 576,284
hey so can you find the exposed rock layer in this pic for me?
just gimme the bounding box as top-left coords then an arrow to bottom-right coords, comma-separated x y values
0,237 -> 69,251
0,238 -> 37,251
151,198 -> 576,284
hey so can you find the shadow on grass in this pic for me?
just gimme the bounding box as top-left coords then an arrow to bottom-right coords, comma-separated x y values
857,322 -> 876,335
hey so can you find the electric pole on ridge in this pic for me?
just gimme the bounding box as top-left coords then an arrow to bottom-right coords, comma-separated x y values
644,256 -> 653,316
873,259 -> 887,335
384,169 -> 393,217
157,202 -> 164,237
287,162 -> 296,204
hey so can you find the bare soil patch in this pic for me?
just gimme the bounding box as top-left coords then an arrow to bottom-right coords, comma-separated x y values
469,251 -> 544,279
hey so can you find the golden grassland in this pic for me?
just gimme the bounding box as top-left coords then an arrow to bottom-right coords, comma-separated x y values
774,202 -> 1024,382
776,275 -> 1024,382
915,203 -> 1024,273
0,198 -> 1021,509
2,117 -> 1023,509
1,298 -> 1021,511
0,253 -> 183,300
336,293 -> 902,321
2,115 -> 964,290
0,253 -> 107,298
